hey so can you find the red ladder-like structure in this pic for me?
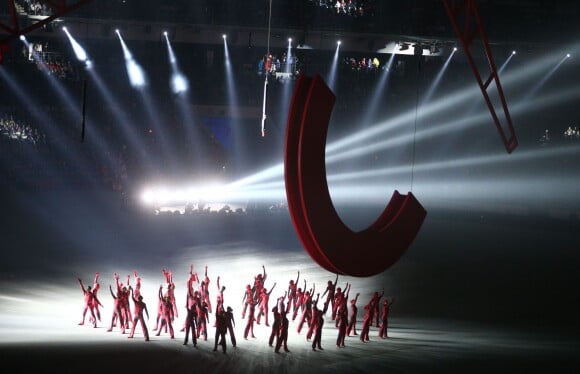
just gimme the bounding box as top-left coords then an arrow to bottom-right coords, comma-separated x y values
0,1 -> 92,63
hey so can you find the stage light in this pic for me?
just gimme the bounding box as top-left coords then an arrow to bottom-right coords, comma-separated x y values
19,35 -> 26,41
222,34 -> 227,39
566,53 -> 571,58
512,50 -> 516,55
62,26 -> 88,62
288,38 -> 292,43
171,73 -> 188,94
337,40 -> 341,45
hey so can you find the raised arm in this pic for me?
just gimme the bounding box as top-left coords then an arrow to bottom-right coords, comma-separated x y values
78,278 -> 85,292
109,284 -> 117,299
267,282 -> 277,295
129,286 -> 136,302
344,283 -> 351,300
114,273 -> 121,292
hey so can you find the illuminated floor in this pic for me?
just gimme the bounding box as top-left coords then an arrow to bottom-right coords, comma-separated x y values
0,190 -> 578,373
1,314 -> 577,373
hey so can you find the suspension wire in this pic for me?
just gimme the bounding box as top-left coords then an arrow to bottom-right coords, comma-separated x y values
411,55 -> 422,192
261,0 -> 273,137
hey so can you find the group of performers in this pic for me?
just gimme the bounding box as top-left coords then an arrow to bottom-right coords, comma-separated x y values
77,265 -> 395,353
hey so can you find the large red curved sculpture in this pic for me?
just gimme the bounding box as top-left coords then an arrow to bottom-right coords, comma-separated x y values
284,74 -> 427,277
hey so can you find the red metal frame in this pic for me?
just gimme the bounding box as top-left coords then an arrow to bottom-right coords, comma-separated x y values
0,0 -> 92,58
442,0 -> 518,153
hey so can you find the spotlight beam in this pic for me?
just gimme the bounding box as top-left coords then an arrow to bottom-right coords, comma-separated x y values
420,48 -> 456,106
327,82 -> 580,165
326,42 -> 341,91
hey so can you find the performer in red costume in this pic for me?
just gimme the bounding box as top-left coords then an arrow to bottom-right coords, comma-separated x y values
306,293 -> 320,341
225,306 -> 236,348
346,292 -> 360,336
213,308 -> 228,353
181,265 -> 198,332
334,283 -> 350,328
321,274 -> 338,315
90,272 -> 102,324
243,298 -> 258,339
286,271 -> 300,313
241,284 -> 253,319
368,288 -> 384,327
215,276 -> 226,318
268,293 -> 286,347
77,277 -> 101,328
378,297 -> 395,339
359,302 -> 372,342
197,301 -> 209,341
311,302 -> 324,351
256,282 -> 276,327
297,284 -> 315,334
128,286 -> 150,341
155,285 -> 175,339
201,266 -> 212,314
336,305 -> 348,348
107,284 -> 126,333
252,265 -> 267,300
183,285 -> 198,347
292,279 -> 306,321
274,301 -> 290,353
113,273 -> 132,331
121,275 -> 133,331
331,281 -> 349,321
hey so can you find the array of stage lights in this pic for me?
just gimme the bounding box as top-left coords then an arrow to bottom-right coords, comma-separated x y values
3,25 -> 577,212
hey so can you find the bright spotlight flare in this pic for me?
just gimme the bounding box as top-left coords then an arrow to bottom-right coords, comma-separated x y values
62,27 -> 88,64
164,31 -> 189,94
116,29 -> 147,88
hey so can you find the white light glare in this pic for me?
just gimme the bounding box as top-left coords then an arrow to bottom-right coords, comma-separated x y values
222,34 -> 227,39
566,53 -> 571,58
141,183 -> 233,206
19,35 -> 26,41
512,50 -> 516,55
171,72 -> 189,94
337,40 -> 342,45
127,59 -> 146,87
63,27 -> 88,62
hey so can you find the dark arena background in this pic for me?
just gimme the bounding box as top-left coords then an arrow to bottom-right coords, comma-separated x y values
1,1 -> 579,373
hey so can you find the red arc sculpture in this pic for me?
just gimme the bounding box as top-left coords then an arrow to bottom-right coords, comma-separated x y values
284,74 -> 427,277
